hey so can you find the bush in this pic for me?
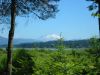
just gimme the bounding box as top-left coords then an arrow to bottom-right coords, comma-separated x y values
0,48 -> 5,54
85,38 -> 100,74
0,54 -> 7,75
12,49 -> 35,75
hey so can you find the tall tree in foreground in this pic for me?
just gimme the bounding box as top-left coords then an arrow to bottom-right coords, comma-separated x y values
87,0 -> 100,38
87,1 -> 100,74
0,0 -> 60,75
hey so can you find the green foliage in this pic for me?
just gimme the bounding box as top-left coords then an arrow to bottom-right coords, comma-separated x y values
0,48 -> 100,75
0,54 -> 6,75
30,49 -> 98,75
56,37 -> 65,50
0,0 -> 60,20
85,38 -> 100,74
86,38 -> 100,57
86,0 -> 100,17
0,48 -> 6,54
0,48 -> 3,51
12,49 -> 34,75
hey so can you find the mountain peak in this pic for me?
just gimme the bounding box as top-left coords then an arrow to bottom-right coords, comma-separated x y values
38,34 -> 61,42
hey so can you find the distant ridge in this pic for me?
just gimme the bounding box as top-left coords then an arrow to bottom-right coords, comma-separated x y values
0,36 -> 8,45
0,36 -> 36,45
0,36 -> 90,48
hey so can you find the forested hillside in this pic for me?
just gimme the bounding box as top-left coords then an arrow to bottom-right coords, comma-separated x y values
0,39 -> 90,48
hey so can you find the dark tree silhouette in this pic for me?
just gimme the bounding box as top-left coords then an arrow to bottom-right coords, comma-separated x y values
87,0 -> 100,38
0,0 -> 60,75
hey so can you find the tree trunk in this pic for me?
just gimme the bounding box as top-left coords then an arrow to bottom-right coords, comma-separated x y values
6,0 -> 16,75
98,3 -> 100,38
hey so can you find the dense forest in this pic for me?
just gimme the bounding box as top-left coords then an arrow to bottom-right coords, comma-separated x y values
0,39 -> 90,48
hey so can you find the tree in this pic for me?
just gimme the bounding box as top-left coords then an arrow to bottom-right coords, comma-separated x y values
86,1 -> 100,74
87,0 -> 100,38
0,1 -> 10,30
0,0 -> 60,75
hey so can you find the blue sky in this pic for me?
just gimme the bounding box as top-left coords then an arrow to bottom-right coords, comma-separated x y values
0,0 -> 99,40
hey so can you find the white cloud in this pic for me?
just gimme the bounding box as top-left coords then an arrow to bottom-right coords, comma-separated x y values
45,34 -> 60,41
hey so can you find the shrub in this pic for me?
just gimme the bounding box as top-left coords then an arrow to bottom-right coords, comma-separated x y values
12,49 -> 35,75
85,37 -> 100,74
0,54 -> 7,75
